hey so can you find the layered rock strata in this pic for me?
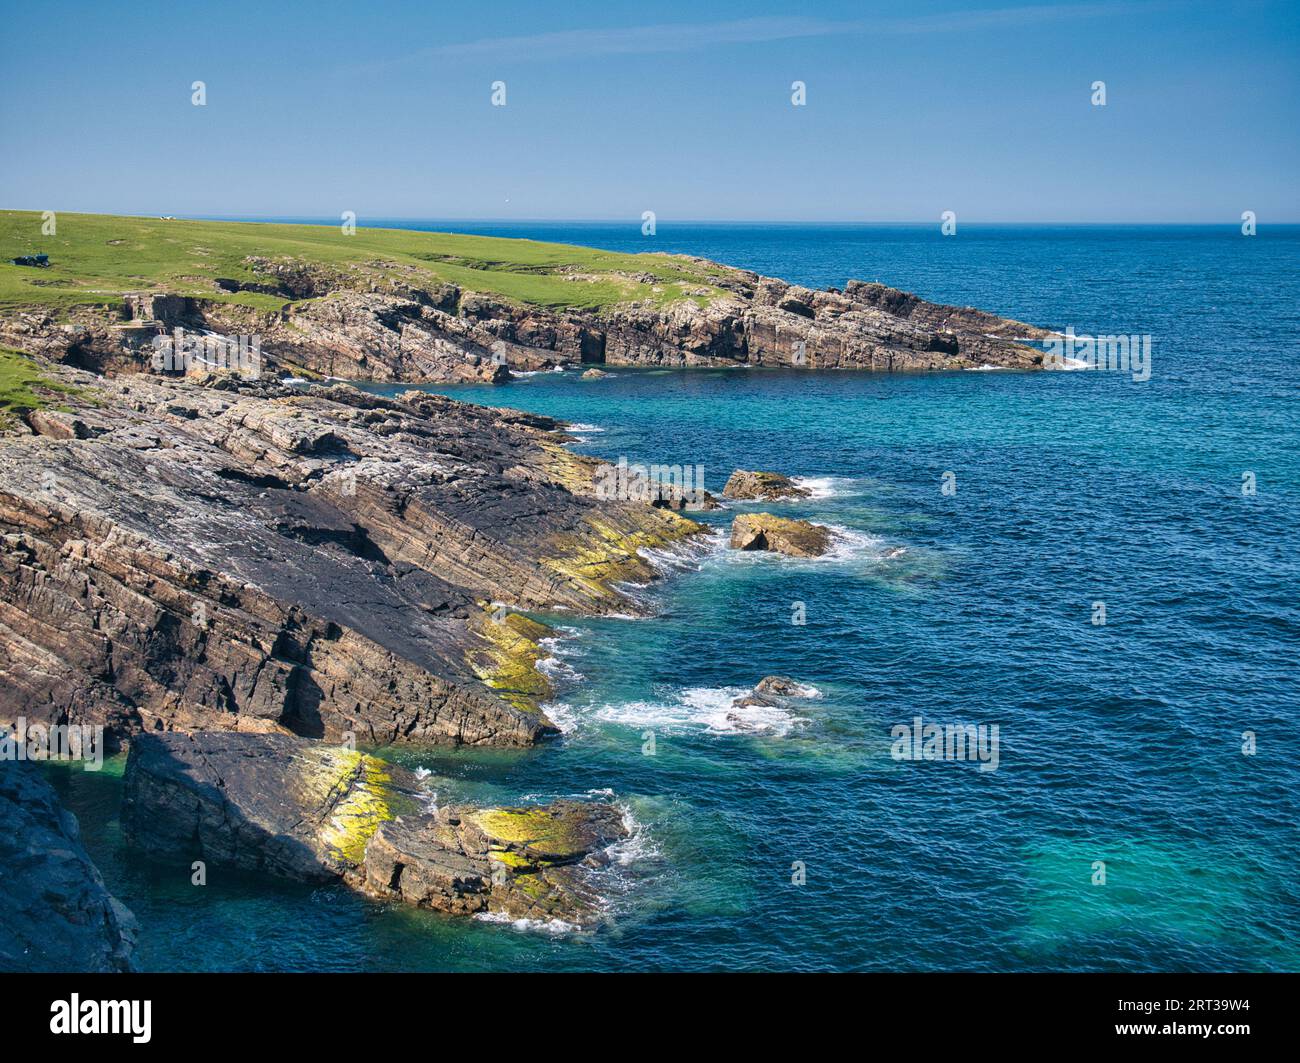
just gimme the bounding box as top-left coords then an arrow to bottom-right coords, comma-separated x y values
730,513 -> 832,557
0,365 -> 698,746
722,469 -> 811,501
3,260 -> 1053,383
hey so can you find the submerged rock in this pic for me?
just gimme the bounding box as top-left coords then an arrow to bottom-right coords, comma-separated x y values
122,731 -> 629,927
0,753 -> 137,972
730,513 -> 831,557
721,469 -> 810,501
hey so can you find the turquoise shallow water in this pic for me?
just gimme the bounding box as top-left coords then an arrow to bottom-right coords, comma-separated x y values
49,224 -> 1300,971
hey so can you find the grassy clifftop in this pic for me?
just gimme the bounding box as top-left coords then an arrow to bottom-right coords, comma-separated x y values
0,211 -> 731,315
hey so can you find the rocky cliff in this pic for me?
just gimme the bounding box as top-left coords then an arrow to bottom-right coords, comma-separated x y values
0,364 -> 698,748
2,253 -> 1052,383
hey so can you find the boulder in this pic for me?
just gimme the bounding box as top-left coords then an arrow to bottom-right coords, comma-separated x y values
580,367 -> 608,379
25,410 -> 90,440
731,675 -> 811,710
730,513 -> 831,557
721,469 -> 810,501
756,675 -> 805,696
363,800 -> 628,926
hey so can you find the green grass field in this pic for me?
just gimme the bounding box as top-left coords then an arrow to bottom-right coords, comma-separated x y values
0,211 -> 731,315
0,345 -> 81,425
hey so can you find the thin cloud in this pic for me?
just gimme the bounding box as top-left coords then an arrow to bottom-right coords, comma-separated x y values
360,3 -> 1164,70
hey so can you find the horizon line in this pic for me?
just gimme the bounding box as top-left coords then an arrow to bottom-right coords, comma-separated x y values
5,209 -> 1296,228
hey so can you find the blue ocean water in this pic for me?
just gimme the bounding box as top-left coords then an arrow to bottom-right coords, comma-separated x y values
48,224 -> 1300,971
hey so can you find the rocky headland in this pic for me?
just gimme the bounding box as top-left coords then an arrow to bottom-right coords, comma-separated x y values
0,366 -> 698,747
0,212 -> 1056,968
0,212 -> 1054,385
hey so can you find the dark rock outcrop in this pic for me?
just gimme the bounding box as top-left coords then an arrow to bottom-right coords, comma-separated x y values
722,469 -> 810,501
0,753 -> 136,972
122,732 -> 423,881
731,675 -> 811,710
730,513 -> 832,557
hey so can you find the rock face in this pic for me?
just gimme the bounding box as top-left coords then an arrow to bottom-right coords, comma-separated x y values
4,255 -> 1051,384
730,513 -> 832,557
0,753 -> 137,972
123,732 -> 628,927
122,731 -> 422,881
722,469 -> 811,501
0,367 -> 700,747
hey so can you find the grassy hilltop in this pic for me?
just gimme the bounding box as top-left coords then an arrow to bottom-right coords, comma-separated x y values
0,211 -> 731,315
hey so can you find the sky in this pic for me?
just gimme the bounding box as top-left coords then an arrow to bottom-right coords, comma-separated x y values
1,0 -> 1296,222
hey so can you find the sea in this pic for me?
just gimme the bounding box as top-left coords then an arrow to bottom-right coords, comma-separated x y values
45,222 -> 1300,971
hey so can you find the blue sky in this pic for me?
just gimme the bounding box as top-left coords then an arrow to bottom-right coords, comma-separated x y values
1,0 -> 1296,221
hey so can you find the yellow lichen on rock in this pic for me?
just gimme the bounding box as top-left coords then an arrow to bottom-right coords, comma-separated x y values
542,510 -> 701,608
467,804 -> 592,860
466,606 -> 556,714
539,440 -> 599,494
313,747 -> 406,866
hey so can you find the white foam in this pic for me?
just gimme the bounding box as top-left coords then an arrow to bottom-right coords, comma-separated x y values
409,768 -> 438,813
592,685 -> 805,737
790,475 -> 856,499
634,529 -> 725,576
473,911 -> 580,935
539,699 -> 581,734
537,654 -> 584,683
535,631 -> 586,685
778,681 -> 822,699
606,803 -> 659,866
565,423 -> 605,434
826,525 -> 894,563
